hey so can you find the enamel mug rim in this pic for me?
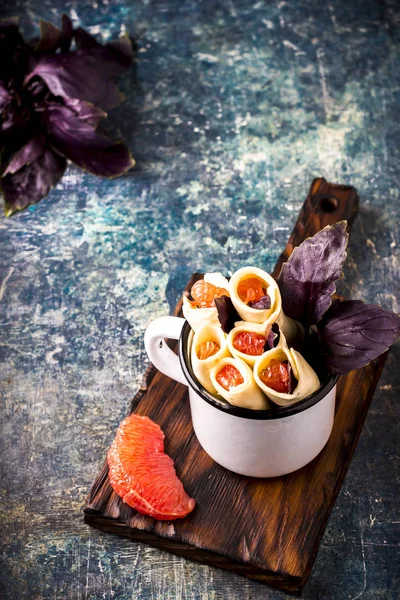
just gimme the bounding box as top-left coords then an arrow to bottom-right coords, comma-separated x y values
179,320 -> 339,420
144,316 -> 339,421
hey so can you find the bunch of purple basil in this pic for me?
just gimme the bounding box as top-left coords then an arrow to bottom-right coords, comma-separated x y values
277,222 -> 400,374
0,15 -> 135,216
216,223 -> 400,376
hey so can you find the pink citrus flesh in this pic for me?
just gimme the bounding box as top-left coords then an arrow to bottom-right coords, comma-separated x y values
190,280 -> 229,308
259,359 -> 292,393
216,365 -> 244,390
237,277 -> 267,305
107,414 -> 195,520
196,341 -> 220,359
233,331 -> 266,356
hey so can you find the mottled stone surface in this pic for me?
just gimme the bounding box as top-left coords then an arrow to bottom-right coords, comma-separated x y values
0,1 -> 399,599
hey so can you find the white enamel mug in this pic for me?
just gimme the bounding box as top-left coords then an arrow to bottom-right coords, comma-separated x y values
144,316 -> 338,478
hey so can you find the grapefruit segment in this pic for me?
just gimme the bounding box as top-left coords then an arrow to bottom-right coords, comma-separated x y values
190,280 -> 229,308
216,364 -> 244,390
237,277 -> 267,305
233,331 -> 266,356
196,341 -> 220,359
107,414 -> 195,520
259,359 -> 297,394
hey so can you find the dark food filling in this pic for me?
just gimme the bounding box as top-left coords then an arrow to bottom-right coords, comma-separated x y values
249,294 -> 271,309
215,295 -> 240,333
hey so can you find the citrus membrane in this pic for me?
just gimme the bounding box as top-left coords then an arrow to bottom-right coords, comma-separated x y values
107,414 -> 195,520
216,365 -> 244,390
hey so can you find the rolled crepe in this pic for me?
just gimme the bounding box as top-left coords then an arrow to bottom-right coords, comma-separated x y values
210,356 -> 271,410
182,272 -> 230,332
227,322 -> 284,367
191,323 -> 230,394
229,266 -> 301,341
253,346 -> 320,406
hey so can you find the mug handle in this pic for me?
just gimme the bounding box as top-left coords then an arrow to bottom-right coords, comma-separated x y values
144,316 -> 188,386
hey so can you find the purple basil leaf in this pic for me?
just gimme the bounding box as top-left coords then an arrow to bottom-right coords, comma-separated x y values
0,84 -> 31,136
286,361 -> 298,394
34,16 -> 72,54
26,28 -> 132,108
74,29 -> 133,72
0,22 -> 33,87
25,78 -> 48,101
215,295 -> 241,333
278,221 -> 348,326
74,27 -> 98,50
35,19 -> 62,52
319,300 -> 400,375
1,146 -> 66,215
63,98 -> 106,127
3,135 -> 45,175
108,35 -> 134,63
34,15 -> 73,53
0,82 -> 11,113
250,294 -> 271,310
59,14 -> 73,53
0,20 -> 25,54
0,21 -> 27,84
25,52 -> 123,110
44,103 -> 134,177
266,323 -> 280,349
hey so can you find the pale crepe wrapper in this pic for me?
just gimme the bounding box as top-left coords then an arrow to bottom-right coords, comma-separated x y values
229,266 -> 300,340
210,356 -> 271,410
191,323 -> 230,394
227,322 -> 285,367
253,346 -> 320,407
182,272 -> 230,332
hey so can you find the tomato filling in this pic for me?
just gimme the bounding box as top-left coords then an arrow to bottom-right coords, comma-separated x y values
196,341 -> 220,360
190,280 -> 229,308
233,331 -> 266,356
216,365 -> 244,390
237,277 -> 268,306
259,359 -> 297,394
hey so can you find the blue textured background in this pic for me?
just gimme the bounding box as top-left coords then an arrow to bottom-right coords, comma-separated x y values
0,1 -> 399,598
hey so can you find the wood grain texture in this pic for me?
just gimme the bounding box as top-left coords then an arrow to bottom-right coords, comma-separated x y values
84,178 -> 386,595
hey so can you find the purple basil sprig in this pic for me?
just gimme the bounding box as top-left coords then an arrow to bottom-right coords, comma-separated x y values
277,222 -> 400,375
278,221 -> 348,326
0,16 -> 135,216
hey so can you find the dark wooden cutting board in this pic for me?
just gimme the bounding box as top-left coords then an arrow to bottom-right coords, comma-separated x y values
84,178 -> 387,596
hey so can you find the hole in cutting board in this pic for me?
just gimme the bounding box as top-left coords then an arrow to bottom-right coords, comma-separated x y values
320,197 -> 338,212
